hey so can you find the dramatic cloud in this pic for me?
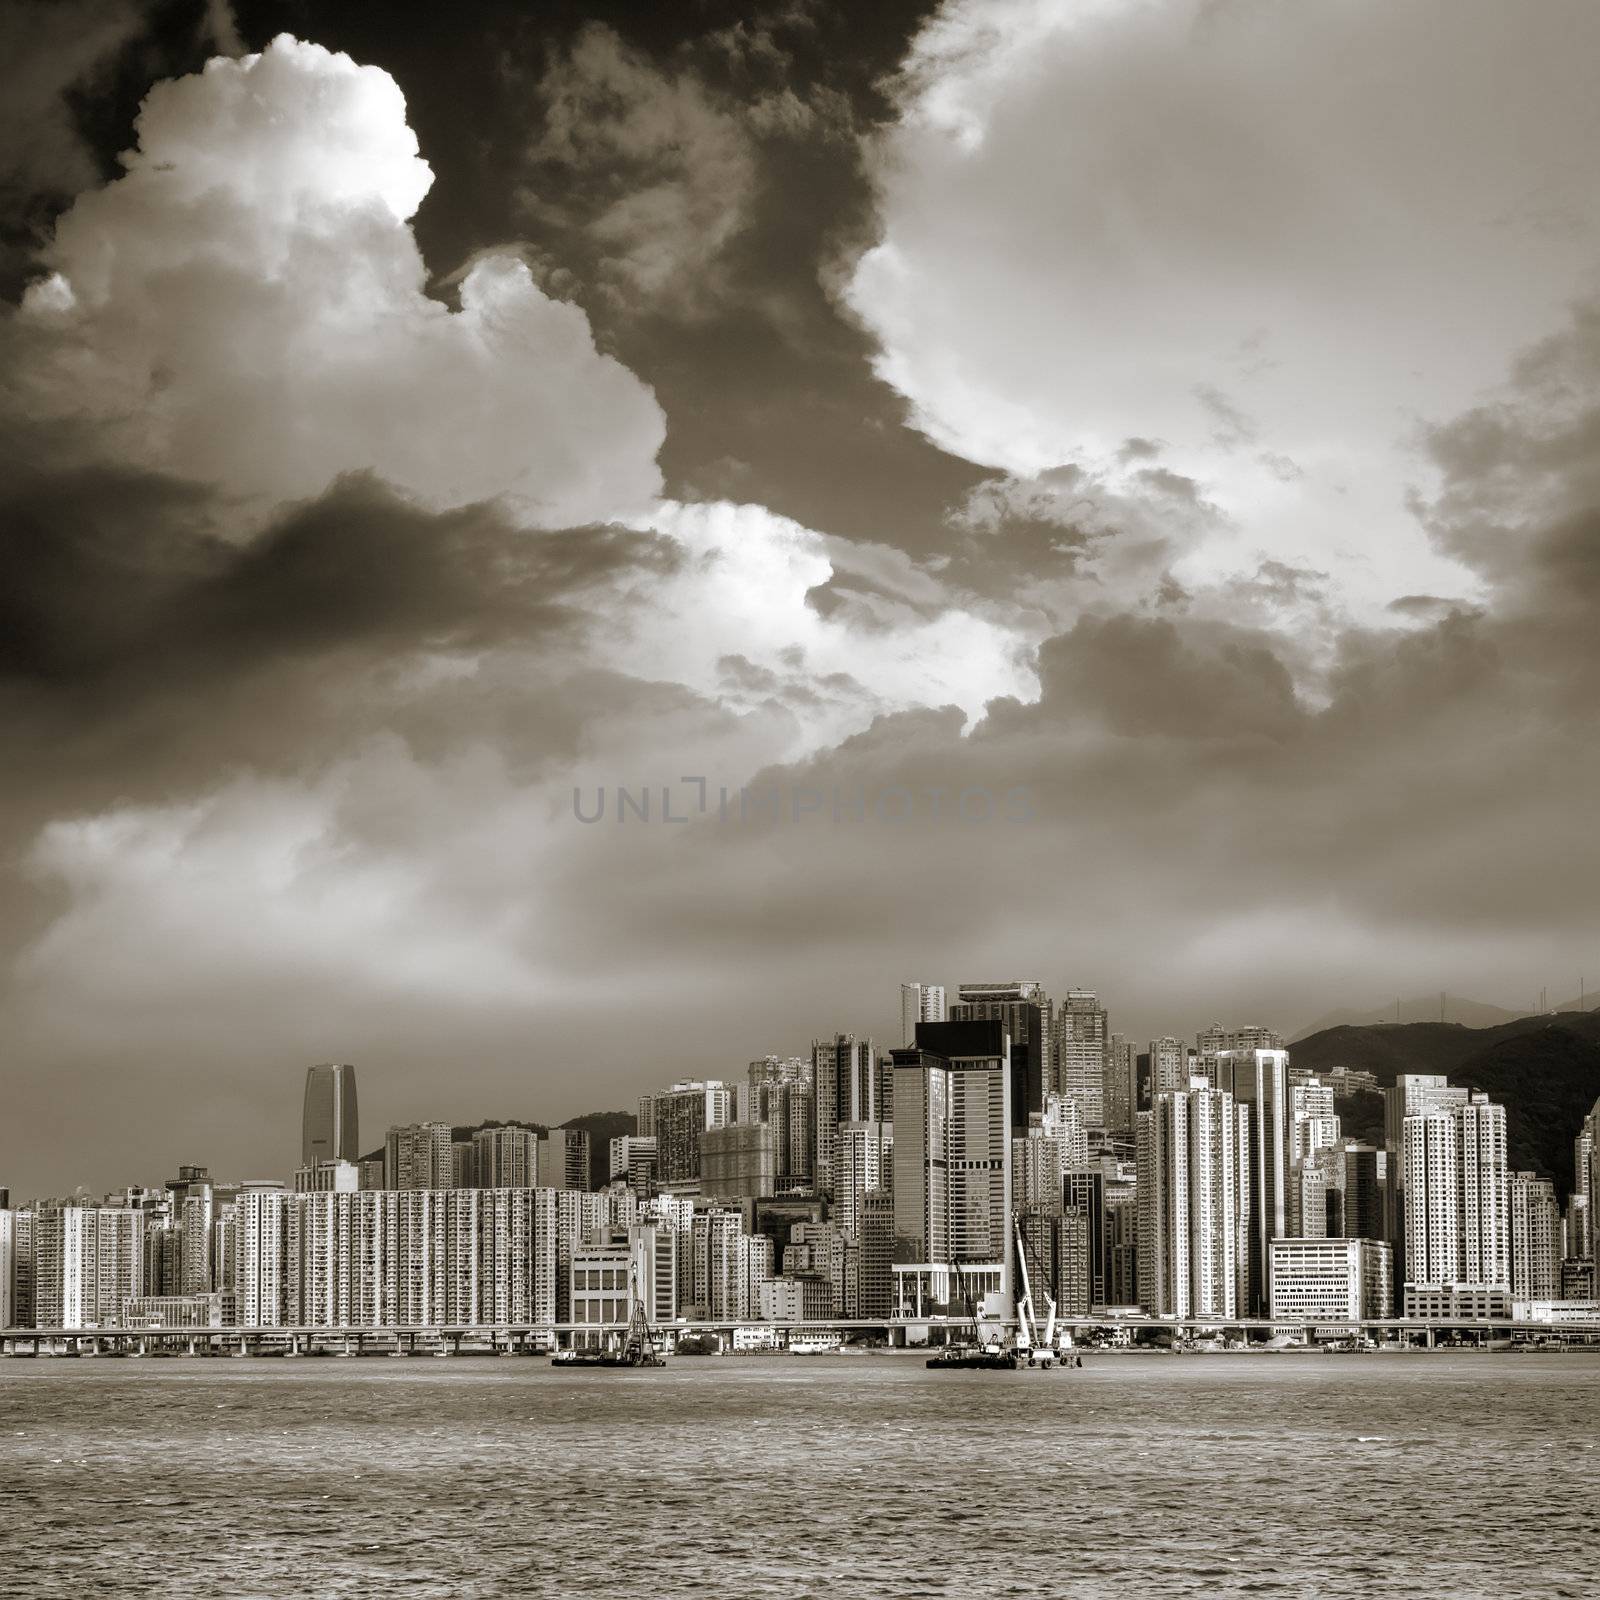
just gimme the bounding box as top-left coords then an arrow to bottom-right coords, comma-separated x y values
844,0 -> 1600,616
5,35 -> 667,525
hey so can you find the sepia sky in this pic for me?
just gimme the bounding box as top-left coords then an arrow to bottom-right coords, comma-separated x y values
3,0 -> 1598,1196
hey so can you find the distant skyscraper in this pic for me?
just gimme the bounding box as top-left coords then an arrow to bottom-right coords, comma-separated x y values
302,1063 -> 359,1169
537,1129 -> 590,1192
165,1165 -> 215,1295
0,1209 -> 14,1330
833,1121 -> 891,1239
746,1056 -> 814,1192
900,982 -> 946,1045
701,1122 -> 779,1203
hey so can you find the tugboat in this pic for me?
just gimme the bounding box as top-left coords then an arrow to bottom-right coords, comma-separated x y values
552,1267 -> 666,1369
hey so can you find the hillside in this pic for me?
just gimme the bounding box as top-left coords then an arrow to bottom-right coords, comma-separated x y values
1291,994 -> 1592,1040
1294,1011 -> 1600,1191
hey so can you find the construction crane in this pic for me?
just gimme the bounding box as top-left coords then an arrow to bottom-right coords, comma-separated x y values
1012,1218 -> 1057,1368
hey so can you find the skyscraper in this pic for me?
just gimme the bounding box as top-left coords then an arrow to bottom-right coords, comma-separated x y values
746,1056 -> 814,1192
1214,1047 -> 1289,1315
1136,1079 -> 1248,1318
891,1019 -> 1013,1317
812,1035 -> 880,1199
33,1204 -> 144,1328
302,1063 -> 360,1169
900,982 -> 946,1045
233,1182 -> 286,1326
537,1128 -> 591,1192
1402,1088 -> 1511,1307
1509,1171 -> 1561,1301
1057,989 -> 1108,1128
950,981 -> 1050,1130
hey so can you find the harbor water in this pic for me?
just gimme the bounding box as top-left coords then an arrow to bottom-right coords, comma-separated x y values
0,1352 -> 1593,1598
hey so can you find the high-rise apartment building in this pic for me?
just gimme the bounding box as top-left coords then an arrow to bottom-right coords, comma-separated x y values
384,1123 -> 454,1191
812,1035 -> 880,1199
1509,1171 -> 1561,1302
232,1182 -> 286,1326
301,1063 -> 360,1169
900,982 -> 946,1046
1103,1034 -> 1137,1135
1150,1037 -> 1192,1097
1057,989 -> 1108,1129
0,1209 -> 14,1329
34,1204 -> 144,1328
701,1121 -> 779,1203
891,1019 -> 1013,1317
165,1165 -> 215,1296
745,1056 -> 814,1192
608,1135 -> 659,1196
1403,1089 -> 1511,1299
1136,1080 -> 1249,1319
1214,1048 -> 1289,1315
834,1120 -> 892,1239
473,1126 -> 538,1190
637,1081 -> 732,1192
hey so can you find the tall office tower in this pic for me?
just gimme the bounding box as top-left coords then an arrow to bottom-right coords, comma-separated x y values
834,1121 -> 891,1238
538,1129 -> 591,1192
472,1126 -> 537,1189
891,1020 -> 1014,1317
1403,1110 -> 1461,1288
1290,1080 -> 1340,1160
1063,1168 -> 1108,1308
302,1063 -> 360,1169
1135,1081 -> 1248,1319
746,1056 -> 815,1192
1340,1144 -> 1392,1242
1056,990 -> 1108,1128
232,1182 -> 286,1326
384,1123 -> 453,1190
34,1204 -> 145,1328
1103,1035 -> 1136,1135
1149,1038 -> 1190,1097
900,982 -> 947,1045
950,982 -> 1051,1131
701,1121 -> 779,1203
637,1081 -> 732,1192
812,1035 -> 879,1199
1509,1171 -> 1561,1301
0,1209 -> 14,1329
857,1190 -> 896,1318
1213,1048 -> 1288,1315
1459,1092 -> 1510,1289
165,1165 -> 215,1295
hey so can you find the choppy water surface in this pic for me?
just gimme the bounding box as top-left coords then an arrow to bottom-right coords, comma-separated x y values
1,1352 -> 1594,1598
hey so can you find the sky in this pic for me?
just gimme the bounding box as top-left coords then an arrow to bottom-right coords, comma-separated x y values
2,0 -> 1598,1197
